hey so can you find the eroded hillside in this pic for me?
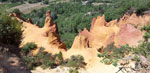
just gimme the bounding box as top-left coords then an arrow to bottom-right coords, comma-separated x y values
10,11 -> 150,73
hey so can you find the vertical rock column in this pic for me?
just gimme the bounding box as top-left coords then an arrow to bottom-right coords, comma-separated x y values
43,10 -> 66,50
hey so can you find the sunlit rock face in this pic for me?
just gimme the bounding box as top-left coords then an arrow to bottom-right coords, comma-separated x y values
10,10 -> 66,54
71,13 -> 150,50
72,15 -> 119,49
71,34 -> 89,49
115,24 -> 143,46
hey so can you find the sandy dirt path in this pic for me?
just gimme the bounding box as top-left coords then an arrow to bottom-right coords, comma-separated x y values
9,2 -> 48,14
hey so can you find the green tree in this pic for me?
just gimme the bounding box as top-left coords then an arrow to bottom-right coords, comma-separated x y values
0,11 -> 22,46
43,0 -> 49,4
12,8 -> 22,14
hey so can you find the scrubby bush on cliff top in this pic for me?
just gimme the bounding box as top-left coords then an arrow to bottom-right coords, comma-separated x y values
64,55 -> 85,68
21,42 -> 37,55
69,68 -> 79,73
98,25 -> 150,72
21,46 -> 55,70
98,43 -> 132,66
21,44 -> 86,70
0,11 -> 22,46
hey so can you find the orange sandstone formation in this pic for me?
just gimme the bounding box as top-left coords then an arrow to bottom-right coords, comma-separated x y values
71,34 -> 89,49
72,13 -> 150,50
75,15 -> 119,49
10,10 -> 66,54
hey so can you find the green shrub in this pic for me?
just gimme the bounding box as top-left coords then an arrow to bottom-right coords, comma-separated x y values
69,69 -> 79,73
0,11 -> 22,46
21,42 -> 37,55
11,9 -> 22,14
21,47 -> 65,70
21,47 -> 53,70
56,51 -> 63,63
22,55 -> 41,70
28,0 -> 41,3
69,69 -> 73,73
65,55 -> 85,68
43,0 -> 49,4
98,42 -> 132,66
21,46 -> 86,70
40,55 -> 55,69
37,48 -> 56,69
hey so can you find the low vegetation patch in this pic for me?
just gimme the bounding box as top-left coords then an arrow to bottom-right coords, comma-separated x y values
64,55 -> 85,68
69,68 -> 79,73
21,42 -> 37,55
21,47 -> 57,70
21,43 -> 86,70
98,42 -> 132,66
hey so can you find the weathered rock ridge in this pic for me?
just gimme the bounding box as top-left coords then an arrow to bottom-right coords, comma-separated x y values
10,10 -> 66,54
72,13 -> 150,50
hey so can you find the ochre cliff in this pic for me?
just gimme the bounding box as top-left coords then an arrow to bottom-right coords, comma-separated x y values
72,13 -> 149,50
10,11 -> 150,73
10,10 -> 66,54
